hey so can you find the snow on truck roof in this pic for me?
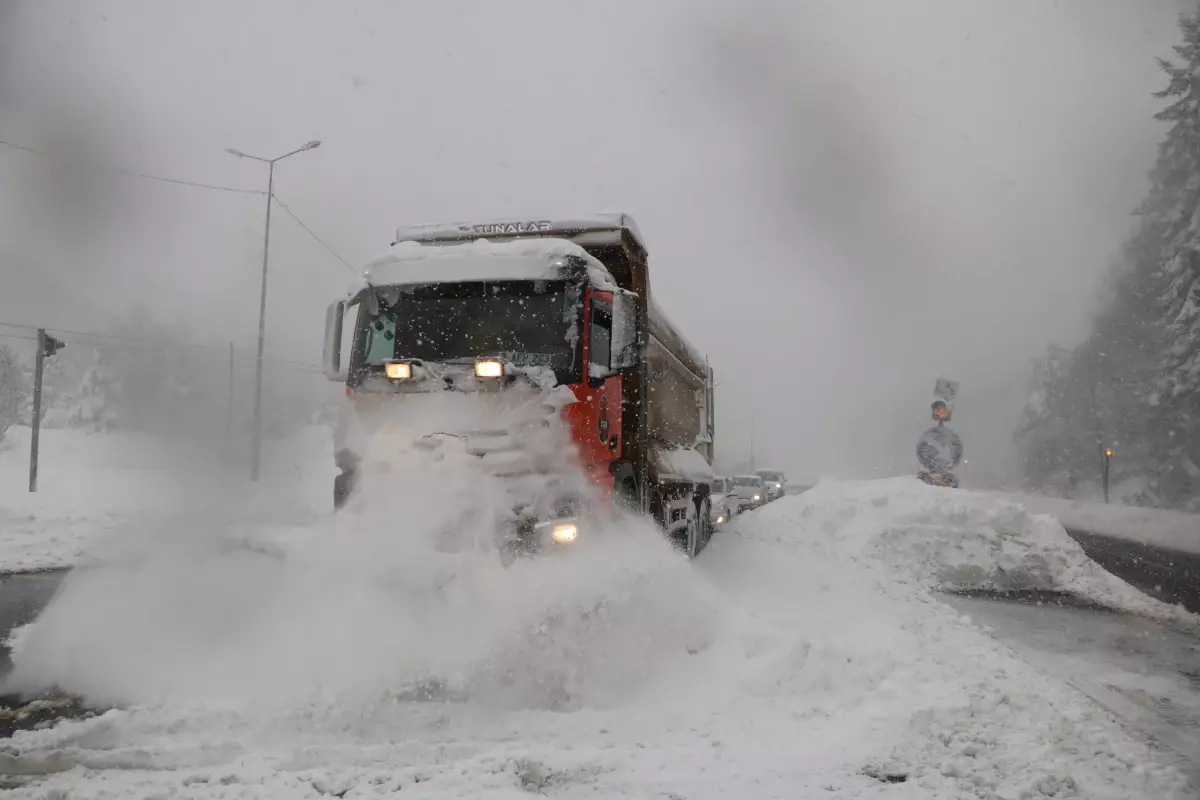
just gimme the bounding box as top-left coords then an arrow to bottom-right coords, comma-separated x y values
358,238 -> 618,292
393,212 -> 647,255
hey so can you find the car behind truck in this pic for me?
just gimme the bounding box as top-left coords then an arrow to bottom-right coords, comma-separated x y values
322,214 -> 718,559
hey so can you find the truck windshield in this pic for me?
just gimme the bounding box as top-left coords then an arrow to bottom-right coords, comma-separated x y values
759,471 -> 784,482
355,279 -> 580,374
733,477 -> 761,487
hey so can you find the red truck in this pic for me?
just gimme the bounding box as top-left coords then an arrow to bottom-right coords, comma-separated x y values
321,214 -> 716,559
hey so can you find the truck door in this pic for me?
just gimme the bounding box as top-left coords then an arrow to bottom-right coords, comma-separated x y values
580,290 -> 623,484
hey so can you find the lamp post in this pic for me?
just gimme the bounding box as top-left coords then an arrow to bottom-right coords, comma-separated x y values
226,140 -> 321,481
1103,447 -> 1113,504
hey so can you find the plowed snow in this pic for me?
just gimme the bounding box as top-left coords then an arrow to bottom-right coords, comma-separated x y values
0,435 -> 1194,798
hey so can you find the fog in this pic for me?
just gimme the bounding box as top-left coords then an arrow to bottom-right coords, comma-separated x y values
0,0 -> 1188,485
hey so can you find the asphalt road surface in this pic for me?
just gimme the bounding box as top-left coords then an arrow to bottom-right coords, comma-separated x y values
0,570 -> 66,679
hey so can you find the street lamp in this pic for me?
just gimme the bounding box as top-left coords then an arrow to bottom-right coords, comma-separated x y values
226,139 -> 322,481
1103,447 -> 1113,504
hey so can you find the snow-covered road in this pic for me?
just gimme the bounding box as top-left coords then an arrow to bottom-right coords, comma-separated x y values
0,429 -> 1198,797
946,593 -> 1200,783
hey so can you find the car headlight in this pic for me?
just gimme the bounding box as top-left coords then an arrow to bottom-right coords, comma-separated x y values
384,361 -> 412,380
474,359 -> 504,379
753,494 -> 761,501
716,515 -> 726,524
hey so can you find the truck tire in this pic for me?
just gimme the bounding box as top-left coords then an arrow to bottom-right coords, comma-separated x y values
684,498 -> 712,560
613,477 -> 641,517
695,498 -> 713,557
333,470 -> 355,510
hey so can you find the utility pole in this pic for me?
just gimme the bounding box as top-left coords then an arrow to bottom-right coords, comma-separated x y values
226,341 -> 235,435
1102,447 -> 1113,504
749,413 -> 756,471
29,329 -> 65,492
226,139 -> 321,481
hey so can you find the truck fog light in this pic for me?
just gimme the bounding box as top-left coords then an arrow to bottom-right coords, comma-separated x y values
475,359 -> 504,378
551,523 -> 578,543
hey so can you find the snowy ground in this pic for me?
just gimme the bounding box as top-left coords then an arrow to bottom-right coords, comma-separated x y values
988,489 -> 1200,556
0,430 -> 1196,797
0,424 -> 333,573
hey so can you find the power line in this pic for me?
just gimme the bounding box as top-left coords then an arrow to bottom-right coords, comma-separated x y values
0,319 -> 321,372
272,194 -> 358,274
0,138 -> 266,195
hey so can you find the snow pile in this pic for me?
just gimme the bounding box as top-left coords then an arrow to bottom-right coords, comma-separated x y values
765,477 -> 1197,624
0,472 -> 1194,797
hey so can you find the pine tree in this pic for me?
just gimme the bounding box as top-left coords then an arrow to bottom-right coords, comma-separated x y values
65,347 -> 120,432
1015,348 -> 1089,496
1018,8 -> 1200,508
1141,8 -> 1200,506
0,344 -> 27,442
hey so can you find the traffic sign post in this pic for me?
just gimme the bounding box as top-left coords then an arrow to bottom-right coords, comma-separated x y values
917,379 -> 964,488
29,329 -> 65,493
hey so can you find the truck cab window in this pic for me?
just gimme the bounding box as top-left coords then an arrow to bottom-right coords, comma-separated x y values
362,310 -> 397,363
589,298 -> 612,376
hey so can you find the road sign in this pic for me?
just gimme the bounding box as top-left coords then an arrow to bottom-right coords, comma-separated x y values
916,424 -> 964,473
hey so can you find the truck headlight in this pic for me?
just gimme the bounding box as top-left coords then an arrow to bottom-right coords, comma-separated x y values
475,359 -> 504,379
384,361 -> 412,380
753,494 -> 761,501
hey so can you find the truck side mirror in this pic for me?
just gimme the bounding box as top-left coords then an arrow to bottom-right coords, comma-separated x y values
610,289 -> 640,369
323,299 -> 346,382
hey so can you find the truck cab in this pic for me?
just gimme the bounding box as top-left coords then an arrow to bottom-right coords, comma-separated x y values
322,214 -> 717,559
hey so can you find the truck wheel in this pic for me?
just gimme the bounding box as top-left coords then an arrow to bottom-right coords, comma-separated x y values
333,470 -> 355,510
685,499 -> 712,560
614,478 -> 640,516
683,516 -> 698,559
694,498 -> 712,557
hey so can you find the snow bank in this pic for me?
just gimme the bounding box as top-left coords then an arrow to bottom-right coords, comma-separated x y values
1,471 -> 1193,797
989,490 -> 1200,556
771,477 -> 1197,624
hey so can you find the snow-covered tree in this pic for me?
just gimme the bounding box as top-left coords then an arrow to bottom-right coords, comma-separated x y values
1015,9 -> 1200,509
1137,8 -> 1200,506
0,344 -> 27,442
65,347 -> 120,432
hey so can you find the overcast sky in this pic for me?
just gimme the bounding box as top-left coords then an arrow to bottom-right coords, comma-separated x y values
0,0 -> 1189,484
